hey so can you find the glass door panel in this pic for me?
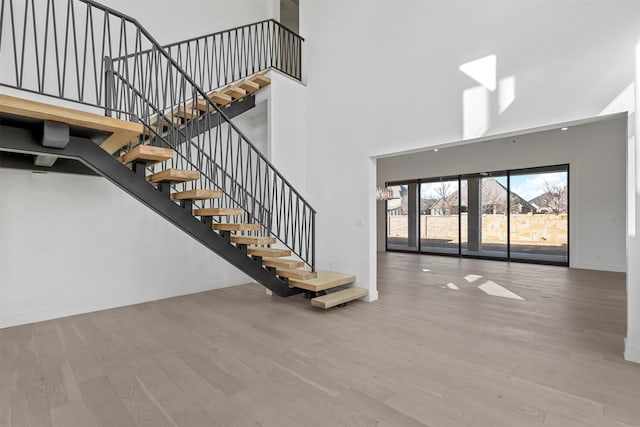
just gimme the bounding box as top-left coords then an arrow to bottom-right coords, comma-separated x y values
420,180 -> 459,254
509,167 -> 568,264
386,184 -> 418,251
461,174 -> 508,258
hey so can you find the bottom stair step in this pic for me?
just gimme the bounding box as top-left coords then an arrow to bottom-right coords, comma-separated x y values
311,287 -> 368,309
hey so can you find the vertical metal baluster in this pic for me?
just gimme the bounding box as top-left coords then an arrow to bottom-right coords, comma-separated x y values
311,213 -> 316,272
103,55 -> 114,116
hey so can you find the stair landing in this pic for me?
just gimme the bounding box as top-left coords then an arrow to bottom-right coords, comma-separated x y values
0,94 -> 143,154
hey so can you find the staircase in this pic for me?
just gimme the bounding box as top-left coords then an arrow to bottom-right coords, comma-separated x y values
133,73 -> 272,148
0,0 -> 367,309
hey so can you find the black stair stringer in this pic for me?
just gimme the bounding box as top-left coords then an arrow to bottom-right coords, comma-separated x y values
0,124 -> 303,297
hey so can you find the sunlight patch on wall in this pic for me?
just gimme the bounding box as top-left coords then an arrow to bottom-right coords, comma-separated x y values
499,76 -> 516,114
600,83 -> 635,116
478,280 -> 524,300
463,85 -> 490,139
459,54 -> 497,91
460,55 -> 516,139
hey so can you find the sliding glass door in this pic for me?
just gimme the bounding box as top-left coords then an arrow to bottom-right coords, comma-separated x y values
384,164 -> 569,266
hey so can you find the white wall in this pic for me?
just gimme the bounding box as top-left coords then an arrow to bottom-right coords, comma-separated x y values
300,0 -> 640,304
231,100 -> 269,156
0,169 -> 250,329
268,71 -> 308,195
377,115 -> 628,272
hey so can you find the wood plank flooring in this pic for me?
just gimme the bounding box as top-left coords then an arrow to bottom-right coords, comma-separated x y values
1,253 -> 638,426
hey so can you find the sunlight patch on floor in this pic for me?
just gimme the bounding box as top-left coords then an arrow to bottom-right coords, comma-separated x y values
445,283 -> 460,290
478,280 -> 524,300
465,274 -> 483,283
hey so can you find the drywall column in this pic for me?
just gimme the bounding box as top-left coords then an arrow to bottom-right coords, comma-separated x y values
626,41 -> 640,363
408,183 -> 418,249
467,177 -> 482,251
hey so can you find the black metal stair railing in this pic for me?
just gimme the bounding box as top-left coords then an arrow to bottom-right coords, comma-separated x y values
0,0 -> 315,271
161,19 -> 303,92
114,19 -> 303,94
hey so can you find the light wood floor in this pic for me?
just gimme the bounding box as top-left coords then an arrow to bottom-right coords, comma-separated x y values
1,253 -> 639,426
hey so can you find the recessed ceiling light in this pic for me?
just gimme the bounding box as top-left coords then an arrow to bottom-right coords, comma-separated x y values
561,127 -> 568,131
434,148 -> 439,152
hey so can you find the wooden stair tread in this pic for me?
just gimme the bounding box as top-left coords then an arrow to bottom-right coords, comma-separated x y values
209,92 -> 232,105
149,114 -> 181,127
261,257 -> 304,269
193,73 -> 272,112
147,168 -> 199,183
238,80 -> 260,93
288,270 -> 356,292
174,106 -> 199,120
0,94 -> 143,155
194,208 -> 243,216
171,189 -> 222,200
247,247 -> 291,258
195,98 -> 219,111
249,74 -> 271,87
221,86 -> 247,99
213,223 -> 260,231
118,145 -> 173,164
276,268 -> 317,281
311,287 -> 368,309
144,116 -> 182,137
231,236 -> 276,245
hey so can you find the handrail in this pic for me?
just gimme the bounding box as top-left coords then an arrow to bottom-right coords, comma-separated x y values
0,0 -> 315,270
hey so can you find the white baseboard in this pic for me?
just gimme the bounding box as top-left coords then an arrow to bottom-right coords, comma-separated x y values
570,262 -> 626,273
624,338 -> 640,363
0,277 -> 247,329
